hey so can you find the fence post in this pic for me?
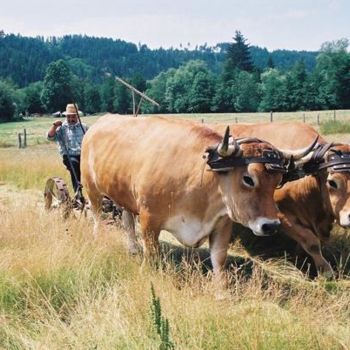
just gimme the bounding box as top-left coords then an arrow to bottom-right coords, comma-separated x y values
270,111 -> 273,123
333,110 -> 336,122
201,118 -> 204,124
317,114 -> 320,125
18,133 -> 22,149
23,128 -> 27,148
235,117 -> 238,123
303,113 -> 305,123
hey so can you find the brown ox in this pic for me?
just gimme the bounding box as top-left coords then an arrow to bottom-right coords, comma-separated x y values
212,122 -> 350,277
81,115 -> 301,279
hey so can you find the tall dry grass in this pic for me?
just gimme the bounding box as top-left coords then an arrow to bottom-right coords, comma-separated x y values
2,195 -> 350,349
1,144 -> 350,349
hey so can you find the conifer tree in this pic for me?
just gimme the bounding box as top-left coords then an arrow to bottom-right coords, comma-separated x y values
223,31 -> 254,81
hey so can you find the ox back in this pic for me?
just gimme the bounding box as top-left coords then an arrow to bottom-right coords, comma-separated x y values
212,121 -> 325,148
82,115 -> 224,222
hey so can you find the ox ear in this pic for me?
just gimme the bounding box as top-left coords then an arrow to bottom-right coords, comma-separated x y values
217,126 -> 240,157
279,136 -> 319,161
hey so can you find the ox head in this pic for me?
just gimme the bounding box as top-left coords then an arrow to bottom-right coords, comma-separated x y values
206,127 -> 315,236
294,142 -> 350,228
322,144 -> 350,227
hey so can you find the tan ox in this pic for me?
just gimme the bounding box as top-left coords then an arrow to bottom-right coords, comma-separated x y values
212,122 -> 350,277
81,116 -> 309,279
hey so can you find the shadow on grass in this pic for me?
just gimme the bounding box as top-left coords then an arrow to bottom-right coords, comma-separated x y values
230,222 -> 350,279
159,240 -> 253,277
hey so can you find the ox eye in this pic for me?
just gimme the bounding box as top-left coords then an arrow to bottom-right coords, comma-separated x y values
327,179 -> 338,189
243,175 -> 255,188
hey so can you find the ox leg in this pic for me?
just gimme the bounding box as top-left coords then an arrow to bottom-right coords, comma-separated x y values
87,191 -> 104,239
280,215 -> 333,278
122,210 -> 140,255
209,218 -> 233,288
139,208 -> 161,266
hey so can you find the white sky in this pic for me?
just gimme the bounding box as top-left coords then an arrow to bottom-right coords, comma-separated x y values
1,0 -> 349,51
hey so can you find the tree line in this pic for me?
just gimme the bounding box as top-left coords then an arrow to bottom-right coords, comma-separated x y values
0,31 -> 349,121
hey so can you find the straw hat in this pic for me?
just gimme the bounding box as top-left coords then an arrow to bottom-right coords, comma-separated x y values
63,103 -> 83,116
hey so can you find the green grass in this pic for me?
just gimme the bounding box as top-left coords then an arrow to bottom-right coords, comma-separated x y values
320,120 -> 350,135
0,116 -> 99,148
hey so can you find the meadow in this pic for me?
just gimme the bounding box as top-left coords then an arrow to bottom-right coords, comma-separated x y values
1,111 -> 350,349
1,109 -> 350,148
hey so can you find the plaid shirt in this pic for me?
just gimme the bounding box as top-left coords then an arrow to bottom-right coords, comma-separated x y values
47,121 -> 88,156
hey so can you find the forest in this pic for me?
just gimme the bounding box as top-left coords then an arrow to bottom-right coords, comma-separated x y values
0,30 -> 349,120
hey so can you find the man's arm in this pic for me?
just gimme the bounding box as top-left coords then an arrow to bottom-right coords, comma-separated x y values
47,120 -> 62,140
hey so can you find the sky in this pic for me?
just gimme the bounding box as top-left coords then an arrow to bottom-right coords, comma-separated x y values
1,0 -> 349,51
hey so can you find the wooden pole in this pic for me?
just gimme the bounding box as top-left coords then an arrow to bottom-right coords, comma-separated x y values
115,77 -> 160,107
18,133 -> 22,149
270,111 -> 273,123
235,117 -> 238,123
23,128 -> 27,148
135,96 -> 144,117
317,114 -> 320,125
303,113 -> 305,123
333,110 -> 336,122
132,91 -> 136,116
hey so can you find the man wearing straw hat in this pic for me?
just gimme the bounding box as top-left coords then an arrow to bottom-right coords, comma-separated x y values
47,103 -> 88,203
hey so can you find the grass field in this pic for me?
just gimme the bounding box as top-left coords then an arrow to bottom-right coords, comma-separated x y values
1,111 -> 350,349
1,109 -> 349,148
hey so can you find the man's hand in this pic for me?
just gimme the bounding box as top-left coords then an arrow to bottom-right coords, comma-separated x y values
53,120 -> 62,127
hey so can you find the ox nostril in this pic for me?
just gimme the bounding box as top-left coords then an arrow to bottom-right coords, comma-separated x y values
261,222 -> 280,235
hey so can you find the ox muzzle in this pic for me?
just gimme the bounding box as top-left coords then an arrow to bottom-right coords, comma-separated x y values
248,217 -> 281,236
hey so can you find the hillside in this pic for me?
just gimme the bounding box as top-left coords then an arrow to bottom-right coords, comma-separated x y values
0,32 -> 318,87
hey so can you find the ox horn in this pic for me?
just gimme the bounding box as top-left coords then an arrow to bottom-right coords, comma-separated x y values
279,136 -> 319,160
236,137 -> 263,145
296,141 -> 334,165
217,126 -> 240,157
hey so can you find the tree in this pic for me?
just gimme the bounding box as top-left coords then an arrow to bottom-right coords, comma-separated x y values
223,31 -> 254,82
84,84 -> 101,114
267,54 -> 275,69
143,69 -> 176,113
212,80 -> 235,112
284,60 -> 308,111
113,82 -> 131,114
312,39 -> 350,109
22,81 -> 46,114
232,71 -> 261,112
165,60 -> 213,113
100,76 -> 116,112
41,59 -> 77,113
0,80 -> 16,121
259,69 -> 288,112
188,70 -> 216,112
